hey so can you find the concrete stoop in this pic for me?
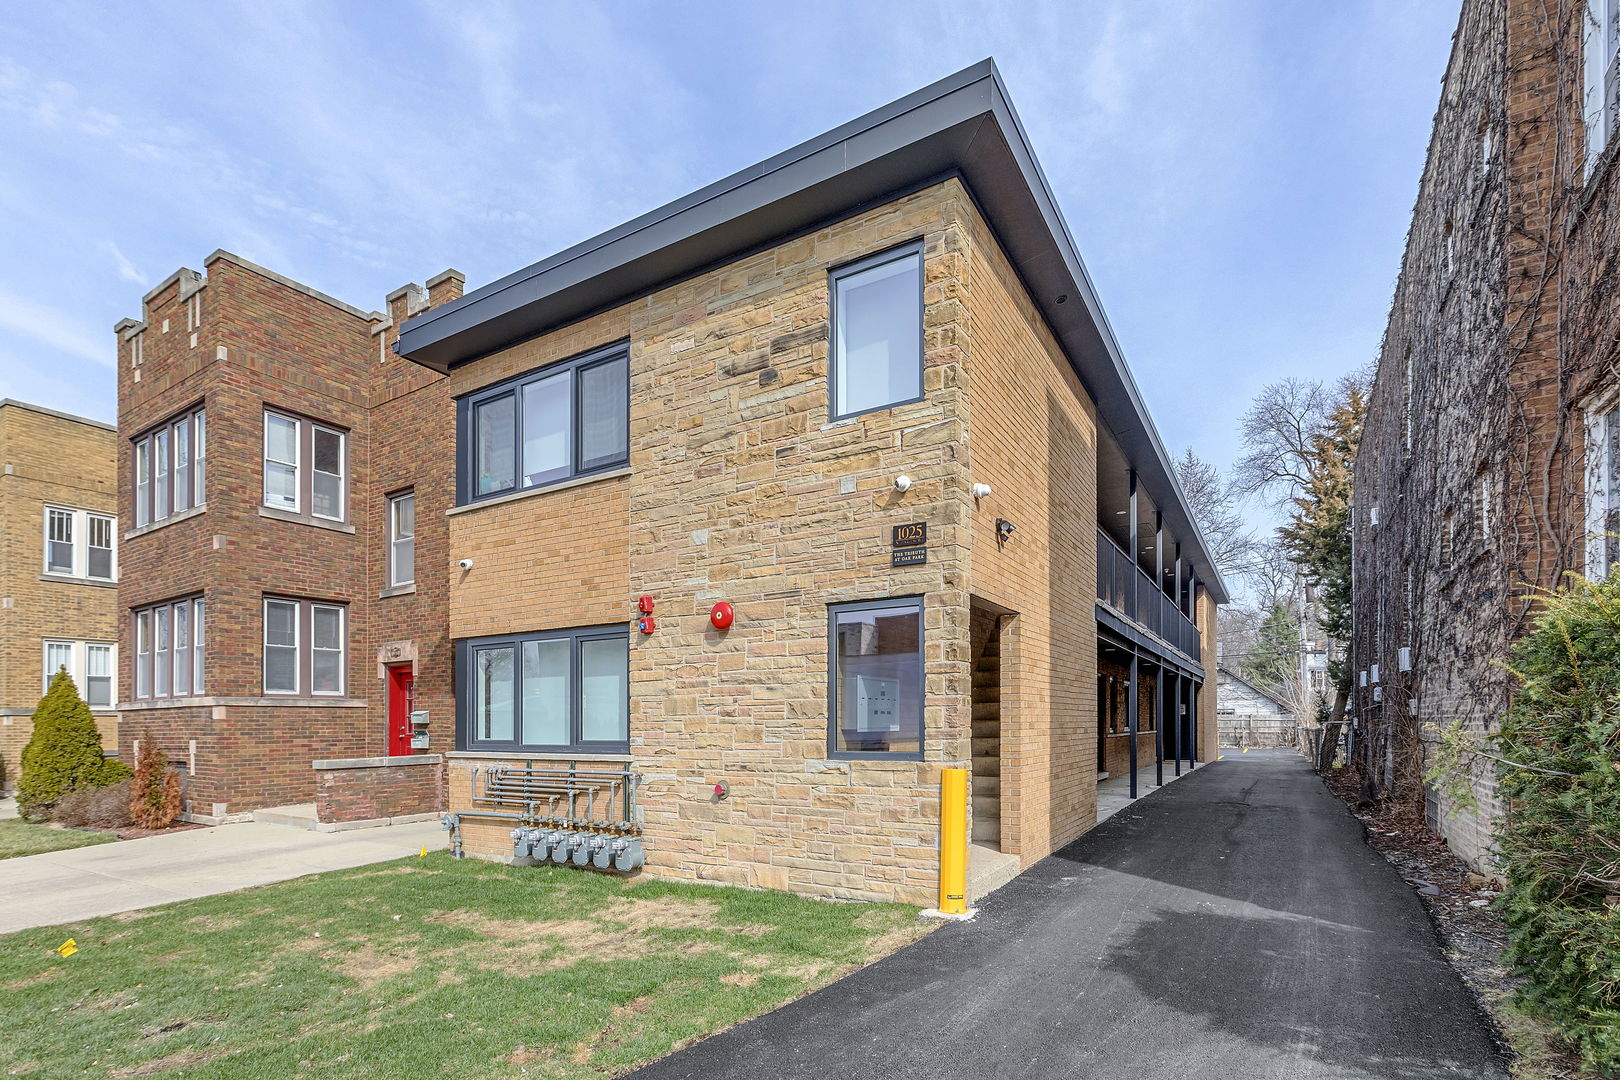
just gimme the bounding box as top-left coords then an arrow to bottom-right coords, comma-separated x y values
251,803 -> 440,834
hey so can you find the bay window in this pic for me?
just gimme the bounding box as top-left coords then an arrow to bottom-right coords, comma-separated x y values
132,597 -> 204,701
132,405 -> 206,526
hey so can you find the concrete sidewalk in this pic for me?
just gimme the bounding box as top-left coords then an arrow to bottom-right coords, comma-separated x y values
631,749 -> 1507,1080
0,818 -> 445,935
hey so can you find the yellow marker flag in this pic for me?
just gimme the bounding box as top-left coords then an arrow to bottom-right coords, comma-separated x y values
56,939 -> 78,958
419,846 -> 427,858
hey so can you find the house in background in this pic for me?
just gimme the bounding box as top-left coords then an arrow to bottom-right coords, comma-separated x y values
395,60 -> 1224,905
1353,0 -> 1620,869
0,399 -> 119,792
112,252 -> 459,824
1216,666 -> 1296,749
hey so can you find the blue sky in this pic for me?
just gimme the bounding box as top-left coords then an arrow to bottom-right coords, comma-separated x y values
0,1 -> 1456,479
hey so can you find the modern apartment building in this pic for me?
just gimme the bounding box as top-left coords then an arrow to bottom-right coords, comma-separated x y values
395,62 -> 1224,905
1353,0 -> 1620,869
0,399 -> 119,793
113,251 -> 459,821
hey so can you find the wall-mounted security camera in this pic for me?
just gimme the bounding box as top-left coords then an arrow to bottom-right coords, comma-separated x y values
972,482 -> 993,499
457,558 -> 474,571
894,475 -> 912,492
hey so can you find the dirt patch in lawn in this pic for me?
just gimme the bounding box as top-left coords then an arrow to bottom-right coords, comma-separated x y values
6,967 -> 63,990
329,947 -> 421,987
110,1049 -> 223,1077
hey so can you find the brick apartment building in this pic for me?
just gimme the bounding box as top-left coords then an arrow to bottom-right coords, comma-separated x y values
0,399 -> 119,792
393,62 -> 1224,905
1354,0 -> 1620,870
113,251 -> 460,822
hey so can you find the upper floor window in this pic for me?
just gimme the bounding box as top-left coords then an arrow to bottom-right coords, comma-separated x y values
134,596 -> 204,701
133,406 -> 205,528
44,639 -> 115,708
263,597 -> 346,696
827,597 -> 924,759
388,491 -> 415,588
263,410 -> 347,522
830,243 -> 923,420
1586,401 -> 1620,577
456,625 -> 629,753
43,505 -> 116,581
457,344 -> 629,504
1586,0 -> 1620,176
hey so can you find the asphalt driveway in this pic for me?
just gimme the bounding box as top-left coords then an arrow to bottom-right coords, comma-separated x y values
632,751 -> 1508,1080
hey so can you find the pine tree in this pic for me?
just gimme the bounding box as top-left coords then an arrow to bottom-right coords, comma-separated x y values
1241,604 -> 1301,695
18,669 -> 132,820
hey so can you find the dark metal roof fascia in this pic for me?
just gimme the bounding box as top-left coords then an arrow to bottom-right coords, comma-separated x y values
396,59 -> 1229,604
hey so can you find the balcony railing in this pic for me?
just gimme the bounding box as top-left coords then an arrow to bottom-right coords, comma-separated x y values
1096,528 -> 1202,662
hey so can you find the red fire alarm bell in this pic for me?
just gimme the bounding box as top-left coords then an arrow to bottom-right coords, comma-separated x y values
637,595 -> 655,614
710,601 -> 734,630
637,616 -> 657,634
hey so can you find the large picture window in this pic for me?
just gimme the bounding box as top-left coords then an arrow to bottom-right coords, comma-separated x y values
43,506 -> 116,581
263,410 -> 348,522
457,344 -> 629,504
133,405 -> 205,527
457,625 -> 629,753
263,597 -> 346,696
132,596 -> 204,701
828,598 -> 924,758
830,244 -> 924,420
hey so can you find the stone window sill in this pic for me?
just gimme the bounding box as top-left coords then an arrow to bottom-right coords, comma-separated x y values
378,582 -> 417,599
258,506 -> 356,534
124,504 -> 206,541
118,696 -> 368,711
443,750 -> 632,763
445,466 -> 631,517
39,573 -> 117,589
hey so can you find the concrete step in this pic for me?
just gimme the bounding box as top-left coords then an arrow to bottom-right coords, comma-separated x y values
967,840 -> 1020,899
972,700 -> 1000,720
251,803 -> 319,831
971,735 -> 1000,757
971,818 -> 1000,842
971,718 -> 1000,738
972,775 -> 1001,798
972,793 -> 1000,821
972,754 -> 1001,776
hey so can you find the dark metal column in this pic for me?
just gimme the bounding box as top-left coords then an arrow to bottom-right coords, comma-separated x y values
1172,670 -> 1183,777
1190,675 -> 1199,766
1154,661 -> 1164,787
1127,650 -> 1139,799
1127,471 -> 1139,621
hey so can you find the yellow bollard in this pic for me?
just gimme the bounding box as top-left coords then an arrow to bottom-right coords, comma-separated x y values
938,767 -> 969,915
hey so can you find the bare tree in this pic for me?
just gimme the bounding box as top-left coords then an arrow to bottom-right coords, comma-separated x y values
1233,377 -> 1335,499
1172,447 -> 1260,582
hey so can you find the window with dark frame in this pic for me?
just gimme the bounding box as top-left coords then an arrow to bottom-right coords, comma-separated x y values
263,410 -> 348,522
132,596 -> 203,701
263,597 -> 347,696
457,344 -> 629,505
828,598 -> 924,758
388,491 -> 415,587
829,243 -> 924,420
456,625 -> 629,753
133,405 -> 205,528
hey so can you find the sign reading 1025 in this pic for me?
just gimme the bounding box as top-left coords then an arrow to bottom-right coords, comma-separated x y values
892,522 -> 927,548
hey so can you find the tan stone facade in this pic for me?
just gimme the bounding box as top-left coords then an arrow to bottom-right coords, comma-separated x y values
440,180 -> 1218,904
0,400 -> 119,792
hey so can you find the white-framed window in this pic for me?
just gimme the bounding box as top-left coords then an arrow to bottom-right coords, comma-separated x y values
263,411 -> 347,522
1476,470 -> 1495,541
132,405 -> 206,526
1586,400 -> 1620,576
1585,0 -> 1620,176
42,639 -> 116,708
263,597 -> 347,696
132,596 -> 204,700
830,243 -> 924,420
388,491 -> 416,587
42,505 -> 116,581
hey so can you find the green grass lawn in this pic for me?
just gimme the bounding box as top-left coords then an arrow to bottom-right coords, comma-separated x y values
0,853 -> 929,1079
0,818 -> 117,859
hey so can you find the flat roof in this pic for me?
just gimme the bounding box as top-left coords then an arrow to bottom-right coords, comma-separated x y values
0,399 -> 115,432
395,59 -> 1228,603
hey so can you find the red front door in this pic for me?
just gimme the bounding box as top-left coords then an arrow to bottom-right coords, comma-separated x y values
386,664 -> 415,756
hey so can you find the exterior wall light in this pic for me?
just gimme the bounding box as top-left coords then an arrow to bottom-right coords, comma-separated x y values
457,558 -> 474,570
971,482 -> 993,499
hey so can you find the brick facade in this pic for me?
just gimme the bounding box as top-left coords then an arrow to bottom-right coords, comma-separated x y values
313,754 -> 444,825
0,400 -> 119,792
1354,0 -> 1616,870
113,252 -> 457,819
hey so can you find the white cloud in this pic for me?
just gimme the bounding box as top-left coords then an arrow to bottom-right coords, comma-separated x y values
106,242 -> 144,284
0,286 -> 111,368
